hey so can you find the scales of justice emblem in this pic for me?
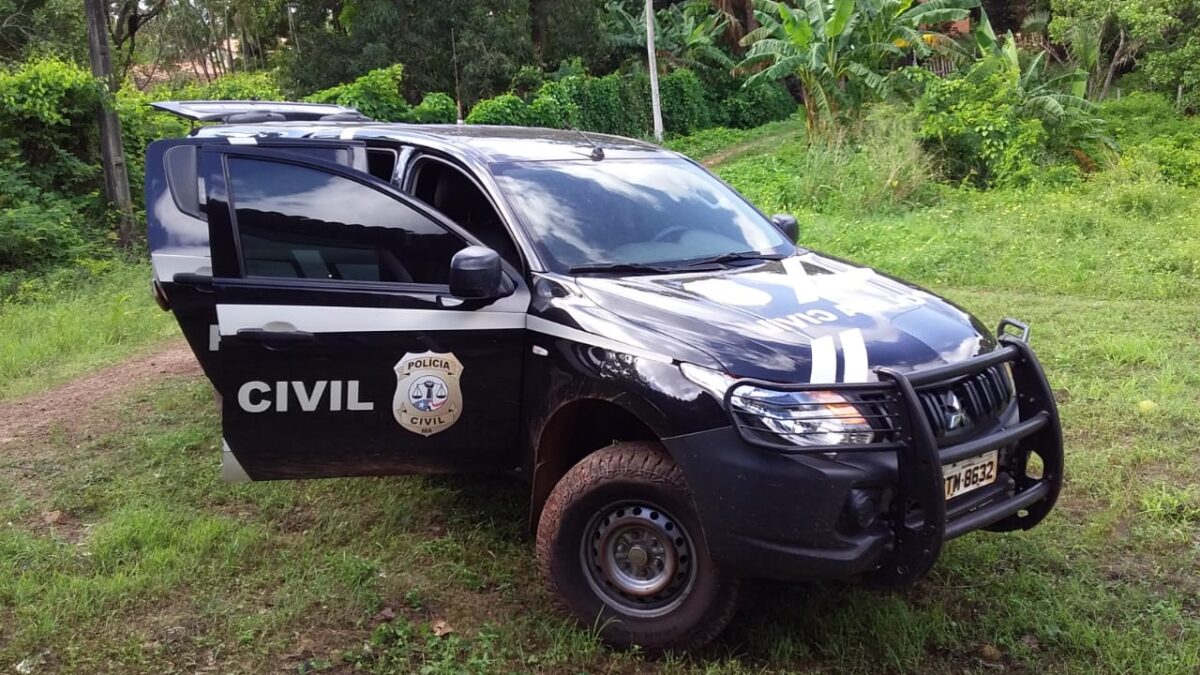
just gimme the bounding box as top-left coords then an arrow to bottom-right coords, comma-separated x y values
393,351 -> 464,437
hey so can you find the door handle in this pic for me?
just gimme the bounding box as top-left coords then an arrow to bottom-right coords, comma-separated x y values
172,272 -> 214,293
235,328 -> 315,344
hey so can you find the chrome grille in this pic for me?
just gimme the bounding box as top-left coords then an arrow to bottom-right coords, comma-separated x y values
917,364 -> 1014,439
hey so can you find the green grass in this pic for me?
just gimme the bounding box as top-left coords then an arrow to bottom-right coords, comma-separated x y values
663,115 -> 807,164
0,262 -> 176,400
2,123 -> 1200,673
715,133 -> 1200,300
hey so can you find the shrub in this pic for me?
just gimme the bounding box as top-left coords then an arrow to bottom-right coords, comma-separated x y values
0,155 -> 87,270
408,92 -> 457,123
565,72 -> 634,135
186,70 -> 285,101
469,68 -> 793,138
0,200 -> 86,270
465,93 -> 531,126
527,82 -> 577,128
509,65 -> 544,98
1100,92 -> 1200,187
0,57 -> 102,197
916,60 -> 1046,187
549,57 -> 587,81
659,69 -> 710,135
724,81 -> 797,129
306,64 -> 411,121
915,56 -> 1108,188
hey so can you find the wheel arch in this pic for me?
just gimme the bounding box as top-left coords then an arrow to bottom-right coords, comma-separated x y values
528,396 -> 664,530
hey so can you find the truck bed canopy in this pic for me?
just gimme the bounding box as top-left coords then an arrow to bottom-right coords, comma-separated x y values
150,100 -> 365,123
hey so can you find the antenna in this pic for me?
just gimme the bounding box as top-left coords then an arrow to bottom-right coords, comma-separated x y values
551,104 -> 605,160
577,128 -> 605,161
564,119 -> 605,161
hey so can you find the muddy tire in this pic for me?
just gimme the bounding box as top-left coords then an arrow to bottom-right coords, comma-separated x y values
536,441 -> 739,652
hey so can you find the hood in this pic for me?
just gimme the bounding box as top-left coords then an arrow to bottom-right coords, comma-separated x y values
574,252 -> 995,383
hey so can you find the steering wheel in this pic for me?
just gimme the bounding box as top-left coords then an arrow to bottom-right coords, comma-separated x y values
651,225 -> 690,243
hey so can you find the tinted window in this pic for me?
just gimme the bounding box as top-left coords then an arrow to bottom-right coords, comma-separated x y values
491,159 -> 792,272
227,158 -> 464,285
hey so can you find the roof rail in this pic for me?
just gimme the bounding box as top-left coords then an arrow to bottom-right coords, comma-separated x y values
150,100 -> 366,123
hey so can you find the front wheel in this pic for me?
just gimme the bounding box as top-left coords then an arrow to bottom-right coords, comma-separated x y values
536,442 -> 739,652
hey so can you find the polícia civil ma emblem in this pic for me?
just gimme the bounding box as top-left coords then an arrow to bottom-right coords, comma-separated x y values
393,351 -> 464,437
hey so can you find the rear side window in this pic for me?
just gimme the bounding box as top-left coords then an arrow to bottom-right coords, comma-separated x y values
226,158 -> 464,285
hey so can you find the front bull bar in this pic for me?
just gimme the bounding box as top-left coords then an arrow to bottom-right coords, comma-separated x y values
724,319 -> 1065,587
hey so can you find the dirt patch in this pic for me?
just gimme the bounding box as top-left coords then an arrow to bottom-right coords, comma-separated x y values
702,129 -> 800,168
0,341 -> 199,452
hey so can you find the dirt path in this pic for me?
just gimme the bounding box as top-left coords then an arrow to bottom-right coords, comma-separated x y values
0,341 -> 200,450
702,128 -> 802,168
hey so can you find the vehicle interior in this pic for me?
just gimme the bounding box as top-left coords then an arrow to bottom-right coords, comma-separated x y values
407,158 -> 523,269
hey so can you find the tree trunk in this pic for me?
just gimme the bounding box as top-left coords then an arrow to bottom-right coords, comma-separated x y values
224,6 -> 236,72
714,0 -> 756,52
84,0 -> 136,250
530,0 -> 549,62
1099,28 -> 1125,101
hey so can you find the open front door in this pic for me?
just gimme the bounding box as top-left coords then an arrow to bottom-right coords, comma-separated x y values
197,143 -> 528,481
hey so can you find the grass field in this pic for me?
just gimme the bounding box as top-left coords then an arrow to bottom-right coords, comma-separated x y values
0,262 -> 176,401
1,123 -> 1199,673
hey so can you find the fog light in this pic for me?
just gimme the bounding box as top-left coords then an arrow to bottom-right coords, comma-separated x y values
848,488 -> 882,530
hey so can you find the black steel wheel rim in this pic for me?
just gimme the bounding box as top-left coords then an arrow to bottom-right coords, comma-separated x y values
580,501 -> 696,618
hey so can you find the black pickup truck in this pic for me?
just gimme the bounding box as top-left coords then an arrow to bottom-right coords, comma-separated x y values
146,100 -> 1063,651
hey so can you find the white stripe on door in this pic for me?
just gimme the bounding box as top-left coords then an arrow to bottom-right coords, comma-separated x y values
216,304 -> 526,335
526,316 -> 673,364
214,305 -> 673,364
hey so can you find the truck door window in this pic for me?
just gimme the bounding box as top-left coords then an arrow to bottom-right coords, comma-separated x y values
366,148 -> 398,183
410,159 -> 522,269
227,157 -> 464,285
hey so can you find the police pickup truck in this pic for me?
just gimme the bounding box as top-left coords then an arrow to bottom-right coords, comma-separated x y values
146,100 -> 1063,651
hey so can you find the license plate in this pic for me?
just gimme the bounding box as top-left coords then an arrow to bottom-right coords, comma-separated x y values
943,450 -> 998,500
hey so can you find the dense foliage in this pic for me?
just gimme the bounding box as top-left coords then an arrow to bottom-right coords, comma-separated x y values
1,0 -> 1199,292
465,68 -> 795,136
738,0 -> 978,131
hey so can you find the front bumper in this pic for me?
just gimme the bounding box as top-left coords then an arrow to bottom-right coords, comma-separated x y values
663,325 -> 1063,585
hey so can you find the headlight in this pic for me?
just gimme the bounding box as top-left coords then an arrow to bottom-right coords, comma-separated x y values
730,388 -> 874,447
681,363 -> 875,448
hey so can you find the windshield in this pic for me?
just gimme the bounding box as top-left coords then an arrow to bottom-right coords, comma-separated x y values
490,158 -> 794,273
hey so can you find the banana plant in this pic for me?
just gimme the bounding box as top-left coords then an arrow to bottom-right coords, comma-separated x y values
603,1 -> 734,73
972,9 -> 1112,149
738,0 -> 977,133
973,10 -> 1092,120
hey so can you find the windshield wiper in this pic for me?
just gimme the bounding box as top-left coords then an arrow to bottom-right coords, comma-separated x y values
569,251 -> 788,276
568,262 -> 679,275
675,250 -> 789,269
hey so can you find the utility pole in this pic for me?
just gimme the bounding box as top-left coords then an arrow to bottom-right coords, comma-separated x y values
85,0 -> 136,250
645,0 -> 663,142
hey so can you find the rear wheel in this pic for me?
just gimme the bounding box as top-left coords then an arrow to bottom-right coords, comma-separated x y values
536,442 -> 739,652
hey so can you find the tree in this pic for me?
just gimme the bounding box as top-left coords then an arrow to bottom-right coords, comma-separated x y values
1048,0 -> 1200,103
602,0 -> 733,73
0,0 -> 87,62
710,0 -> 756,52
84,0 -> 135,249
530,0 -> 605,69
738,0 -> 978,133
278,0 -> 534,105
107,0 -> 167,79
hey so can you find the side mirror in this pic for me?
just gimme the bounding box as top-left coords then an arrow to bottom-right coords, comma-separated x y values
449,246 -> 504,300
771,214 -> 800,242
